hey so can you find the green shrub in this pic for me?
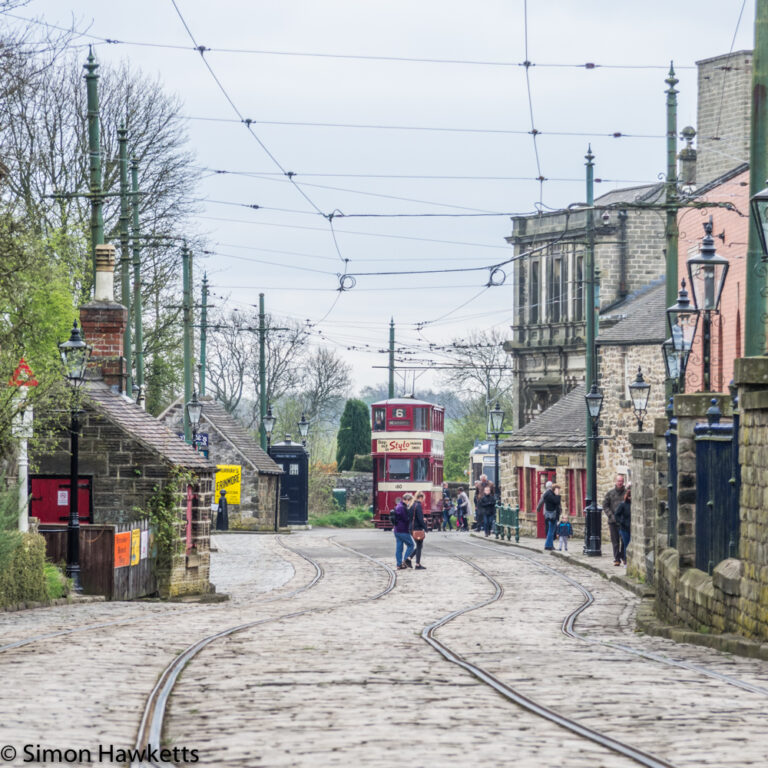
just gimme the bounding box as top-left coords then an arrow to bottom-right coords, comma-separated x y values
351,454 -> 373,472
309,505 -> 373,528
0,532 -> 48,607
44,562 -> 69,600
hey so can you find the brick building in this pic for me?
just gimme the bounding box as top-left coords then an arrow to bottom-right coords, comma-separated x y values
32,245 -> 214,598
159,397 -> 282,530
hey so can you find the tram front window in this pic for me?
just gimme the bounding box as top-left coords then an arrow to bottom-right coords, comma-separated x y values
413,458 -> 429,481
373,408 -> 385,431
413,407 -> 430,431
387,458 -> 411,481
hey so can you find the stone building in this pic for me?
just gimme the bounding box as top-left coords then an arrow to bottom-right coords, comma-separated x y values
158,397 -> 282,530
500,282 -> 668,541
32,245 -> 214,598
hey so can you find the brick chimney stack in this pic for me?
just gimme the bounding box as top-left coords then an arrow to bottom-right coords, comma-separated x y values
79,243 -> 128,393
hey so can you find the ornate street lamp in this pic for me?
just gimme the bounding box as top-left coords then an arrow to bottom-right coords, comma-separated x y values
58,320 -> 92,594
661,338 -> 684,393
297,412 -> 310,446
628,367 -> 651,431
666,279 -> 699,357
583,383 -> 604,557
750,184 -> 768,261
263,405 -> 276,450
487,403 -> 505,503
686,219 -> 729,391
186,390 -> 203,450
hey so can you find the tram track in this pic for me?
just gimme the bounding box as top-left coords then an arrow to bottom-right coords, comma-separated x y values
132,534 -> 396,768
0,535 -> 320,656
424,548 -> 676,768
461,537 -> 768,697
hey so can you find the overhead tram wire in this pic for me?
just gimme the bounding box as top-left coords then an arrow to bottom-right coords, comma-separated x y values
1,14 -> 699,70
522,0 -> 545,206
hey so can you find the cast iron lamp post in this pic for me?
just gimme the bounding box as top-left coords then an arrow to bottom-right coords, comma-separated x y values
686,218 -> 729,391
297,412 -> 310,446
263,405 -> 276,450
628,367 -> 651,431
186,390 -> 202,451
488,402 -> 505,503
583,383 -> 604,557
58,320 -> 92,594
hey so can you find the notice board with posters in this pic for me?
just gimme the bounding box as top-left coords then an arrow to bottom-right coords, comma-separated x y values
215,465 -> 241,505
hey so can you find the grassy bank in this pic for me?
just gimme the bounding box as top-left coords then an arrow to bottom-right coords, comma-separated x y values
309,505 -> 373,528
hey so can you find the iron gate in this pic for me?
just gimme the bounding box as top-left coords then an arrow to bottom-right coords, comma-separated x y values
694,416 -> 739,574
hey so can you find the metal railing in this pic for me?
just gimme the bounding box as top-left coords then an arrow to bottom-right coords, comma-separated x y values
494,503 -> 520,543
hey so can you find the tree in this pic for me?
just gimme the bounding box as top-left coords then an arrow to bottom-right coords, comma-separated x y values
336,400 -> 371,472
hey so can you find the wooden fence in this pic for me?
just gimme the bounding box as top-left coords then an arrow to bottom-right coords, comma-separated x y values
39,518 -> 156,600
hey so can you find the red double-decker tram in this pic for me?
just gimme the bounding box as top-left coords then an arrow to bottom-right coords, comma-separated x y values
371,398 -> 445,530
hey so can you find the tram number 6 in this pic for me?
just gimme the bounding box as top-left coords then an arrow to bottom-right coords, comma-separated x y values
393,408 -> 405,417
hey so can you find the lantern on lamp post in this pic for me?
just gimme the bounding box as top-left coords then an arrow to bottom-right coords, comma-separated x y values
750,184 -> 768,261
628,367 -> 651,431
185,390 -> 203,450
583,383 -> 604,557
297,412 -> 310,446
58,320 -> 92,594
263,405 -> 276,450
487,402 -> 505,504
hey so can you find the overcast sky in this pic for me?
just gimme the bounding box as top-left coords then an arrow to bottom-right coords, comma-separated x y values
7,1 -> 758,393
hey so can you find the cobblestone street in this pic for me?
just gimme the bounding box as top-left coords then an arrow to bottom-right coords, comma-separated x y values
2,530 -> 768,767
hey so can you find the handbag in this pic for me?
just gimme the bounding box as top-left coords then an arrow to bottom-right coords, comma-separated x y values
413,530 -> 426,541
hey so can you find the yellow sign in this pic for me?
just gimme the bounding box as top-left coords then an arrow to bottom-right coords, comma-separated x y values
215,465 -> 241,505
376,438 -> 423,453
130,528 -> 141,566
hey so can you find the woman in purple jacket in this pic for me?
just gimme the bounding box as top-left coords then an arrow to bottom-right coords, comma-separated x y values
393,493 -> 416,570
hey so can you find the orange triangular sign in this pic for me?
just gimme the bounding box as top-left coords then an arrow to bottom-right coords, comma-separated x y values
9,358 -> 38,387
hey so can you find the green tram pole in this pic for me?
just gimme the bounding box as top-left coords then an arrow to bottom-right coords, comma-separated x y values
84,47 -> 104,286
200,274 -> 208,397
117,127 -> 132,396
182,244 -> 193,443
747,0 -> 768,356
665,64 -> 680,315
388,318 -> 395,398
130,157 -> 145,394
259,293 -> 267,450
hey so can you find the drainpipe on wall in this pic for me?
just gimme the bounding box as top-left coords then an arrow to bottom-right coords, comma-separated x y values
618,210 -> 629,297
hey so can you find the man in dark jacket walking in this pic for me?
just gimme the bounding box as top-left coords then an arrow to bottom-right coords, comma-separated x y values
536,481 -> 560,550
393,493 -> 416,570
602,475 -> 626,566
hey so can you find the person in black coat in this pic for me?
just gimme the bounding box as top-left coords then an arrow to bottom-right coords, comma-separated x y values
536,481 -> 561,550
614,487 -> 631,566
410,491 -> 428,569
477,485 -> 497,537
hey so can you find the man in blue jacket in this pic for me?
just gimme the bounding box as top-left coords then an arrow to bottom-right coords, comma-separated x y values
393,493 -> 416,570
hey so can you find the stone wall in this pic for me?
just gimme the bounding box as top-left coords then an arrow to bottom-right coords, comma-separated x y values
314,471 -> 373,508
628,430 -> 662,584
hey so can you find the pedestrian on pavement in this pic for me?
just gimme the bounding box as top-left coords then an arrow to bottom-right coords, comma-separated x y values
614,486 -> 631,566
411,491 -> 428,569
477,485 -> 497,537
441,495 -> 454,531
603,474 -> 627,566
393,493 -> 416,570
456,486 -> 470,531
473,474 -> 495,531
442,481 -> 451,502
537,481 -> 560,550
216,489 -> 229,531
557,516 -> 573,551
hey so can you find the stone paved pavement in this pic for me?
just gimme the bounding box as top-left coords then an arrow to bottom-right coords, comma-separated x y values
1,530 -> 767,767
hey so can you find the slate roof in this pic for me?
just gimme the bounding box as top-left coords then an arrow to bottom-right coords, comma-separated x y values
597,281 -> 667,345
84,381 -> 212,470
500,385 -> 587,452
594,183 -> 664,207
198,399 -> 282,475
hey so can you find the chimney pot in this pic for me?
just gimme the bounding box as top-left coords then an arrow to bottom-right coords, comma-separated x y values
94,243 -> 117,302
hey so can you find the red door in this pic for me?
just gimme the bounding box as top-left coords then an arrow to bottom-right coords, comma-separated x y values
535,470 -> 557,538
30,476 -> 92,525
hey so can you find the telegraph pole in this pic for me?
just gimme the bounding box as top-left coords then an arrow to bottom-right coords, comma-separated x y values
388,318 -> 395,398
746,1 -> 768,355
665,63 -> 680,314
117,126 -> 132,396
131,157 -> 145,393
200,273 -> 208,396
259,293 -> 267,449
182,244 -> 193,443
84,47 -> 104,285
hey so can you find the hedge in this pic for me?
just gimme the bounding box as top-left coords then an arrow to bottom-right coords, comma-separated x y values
0,532 -> 48,608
